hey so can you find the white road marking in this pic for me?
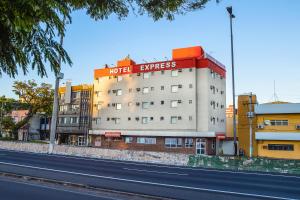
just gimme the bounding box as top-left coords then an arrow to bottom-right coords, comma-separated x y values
0,176 -> 121,200
0,161 -> 298,200
123,167 -> 188,176
1,148 -> 300,180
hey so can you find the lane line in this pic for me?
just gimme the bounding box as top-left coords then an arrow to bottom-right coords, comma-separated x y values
0,161 -> 298,200
1,148 -> 300,180
0,176 -> 121,200
123,168 -> 188,176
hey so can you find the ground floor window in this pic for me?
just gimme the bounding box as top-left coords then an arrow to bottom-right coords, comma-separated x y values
268,144 -> 294,151
185,138 -> 193,148
68,136 -> 77,145
196,138 -> 206,155
165,138 -> 182,148
137,137 -> 156,144
95,137 -> 101,147
78,136 -> 85,146
125,136 -> 133,143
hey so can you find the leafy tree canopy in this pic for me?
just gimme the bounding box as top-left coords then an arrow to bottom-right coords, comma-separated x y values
0,0 -> 213,78
4,80 -> 54,139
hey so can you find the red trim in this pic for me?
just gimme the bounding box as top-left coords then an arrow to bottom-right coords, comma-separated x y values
94,57 -> 226,78
105,132 -> 121,137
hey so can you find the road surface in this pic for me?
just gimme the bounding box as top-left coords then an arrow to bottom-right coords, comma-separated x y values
0,149 -> 300,200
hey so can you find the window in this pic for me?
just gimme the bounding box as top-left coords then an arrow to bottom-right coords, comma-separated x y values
136,102 -> 140,106
268,144 -> 294,151
137,137 -> 156,144
270,120 -> 288,126
150,101 -> 154,105
171,85 -> 179,93
171,116 -> 178,124
135,117 -> 140,121
185,138 -> 193,147
137,73 -> 141,76
77,136 -> 85,146
161,101 -> 164,105
196,138 -> 206,155
189,68 -> 193,72
189,116 -> 193,121
116,89 -> 122,96
165,138 -> 182,148
142,102 -> 150,109
125,137 -> 133,143
210,85 -> 215,94
211,117 -> 216,125
71,92 -> 80,99
171,100 -> 178,108
128,117 -> 131,121
160,116 -> 164,121
171,70 -> 178,77
107,103 -> 110,107
117,76 -> 122,82
142,117 -> 149,124
221,91 -> 224,95
70,117 -> 78,124
211,70 -> 216,78
95,118 -> 101,124
115,118 -> 121,124
161,86 -> 164,90
161,70 -> 165,75
143,87 -> 149,94
189,84 -> 193,88
143,73 -> 150,79
59,105 -> 68,112
107,117 -> 110,121
189,100 -> 192,104
136,88 -> 140,92
151,87 -> 154,91
116,103 -> 122,110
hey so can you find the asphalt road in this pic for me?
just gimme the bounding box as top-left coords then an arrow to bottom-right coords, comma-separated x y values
0,149 -> 300,200
0,176 -> 117,200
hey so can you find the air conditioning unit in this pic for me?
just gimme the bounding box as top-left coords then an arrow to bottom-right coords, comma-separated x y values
296,124 -> 300,130
257,124 -> 264,129
264,120 -> 271,126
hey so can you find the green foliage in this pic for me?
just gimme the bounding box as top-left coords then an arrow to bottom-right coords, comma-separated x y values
0,0 -> 212,78
8,80 -> 54,139
1,116 -> 15,131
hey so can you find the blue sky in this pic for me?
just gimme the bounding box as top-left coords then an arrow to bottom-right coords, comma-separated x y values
1,0 -> 300,105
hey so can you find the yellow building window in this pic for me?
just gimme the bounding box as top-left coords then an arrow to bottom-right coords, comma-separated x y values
268,144 -> 294,151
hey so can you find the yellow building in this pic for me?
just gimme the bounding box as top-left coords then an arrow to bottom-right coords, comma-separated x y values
226,105 -> 238,138
57,82 -> 93,145
238,94 -> 300,159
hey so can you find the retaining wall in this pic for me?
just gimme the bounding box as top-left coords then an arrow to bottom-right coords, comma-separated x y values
0,141 -> 189,166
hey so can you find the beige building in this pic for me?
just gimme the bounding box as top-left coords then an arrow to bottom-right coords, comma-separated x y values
89,46 -> 226,155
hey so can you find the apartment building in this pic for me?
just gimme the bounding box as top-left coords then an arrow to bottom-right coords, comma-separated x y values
238,94 -> 300,159
89,46 -> 226,154
57,82 -> 93,146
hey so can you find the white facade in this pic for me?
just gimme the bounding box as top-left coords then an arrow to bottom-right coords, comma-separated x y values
90,64 -> 226,137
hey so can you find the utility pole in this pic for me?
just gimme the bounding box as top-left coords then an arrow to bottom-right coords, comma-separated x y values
226,6 -> 237,155
48,17 -> 65,154
248,93 -> 254,158
0,101 -> 4,136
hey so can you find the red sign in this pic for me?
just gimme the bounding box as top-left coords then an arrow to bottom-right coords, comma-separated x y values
105,132 -> 121,137
94,58 -> 225,78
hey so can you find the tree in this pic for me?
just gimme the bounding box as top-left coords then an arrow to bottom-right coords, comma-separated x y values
0,0 -> 213,78
8,80 -> 54,139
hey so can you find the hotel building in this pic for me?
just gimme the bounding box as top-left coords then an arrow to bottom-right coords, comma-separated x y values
89,46 -> 226,154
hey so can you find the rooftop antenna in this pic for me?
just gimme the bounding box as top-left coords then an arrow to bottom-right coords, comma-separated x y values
273,80 -> 279,102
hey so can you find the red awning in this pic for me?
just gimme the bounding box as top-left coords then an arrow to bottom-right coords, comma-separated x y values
105,132 -> 121,137
216,135 -> 226,140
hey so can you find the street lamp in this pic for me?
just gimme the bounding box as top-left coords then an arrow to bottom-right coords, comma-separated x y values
226,6 -> 238,155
